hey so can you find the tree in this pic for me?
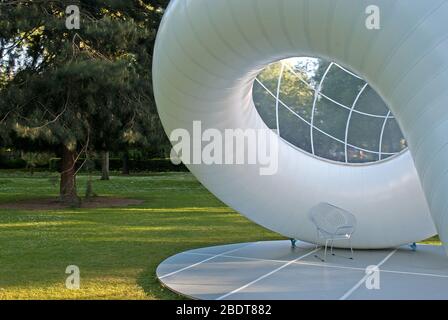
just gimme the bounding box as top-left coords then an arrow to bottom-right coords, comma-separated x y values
0,1 -> 170,204
100,151 -> 110,180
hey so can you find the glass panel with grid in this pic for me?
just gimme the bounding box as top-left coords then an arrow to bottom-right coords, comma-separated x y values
252,57 -> 408,164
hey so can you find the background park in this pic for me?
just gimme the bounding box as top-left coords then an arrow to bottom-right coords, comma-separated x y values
0,1 -> 440,300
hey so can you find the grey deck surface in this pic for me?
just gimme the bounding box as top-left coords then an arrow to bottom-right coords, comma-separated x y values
156,241 -> 448,300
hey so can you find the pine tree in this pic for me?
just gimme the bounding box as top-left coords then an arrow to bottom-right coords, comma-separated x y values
0,0 -> 170,204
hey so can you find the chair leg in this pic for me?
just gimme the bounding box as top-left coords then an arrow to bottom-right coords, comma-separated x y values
324,239 -> 329,262
315,230 -> 320,250
326,238 -> 354,260
349,238 -> 354,259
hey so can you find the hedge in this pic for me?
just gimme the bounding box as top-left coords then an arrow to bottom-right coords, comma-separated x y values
1,158 -> 188,172
0,158 -> 27,169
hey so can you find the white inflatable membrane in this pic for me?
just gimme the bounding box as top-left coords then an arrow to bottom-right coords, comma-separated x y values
153,0 -> 448,249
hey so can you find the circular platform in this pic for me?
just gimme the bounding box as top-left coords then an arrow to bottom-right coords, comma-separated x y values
157,240 -> 448,300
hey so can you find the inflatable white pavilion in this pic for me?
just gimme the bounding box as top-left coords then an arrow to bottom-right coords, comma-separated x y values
153,0 -> 448,251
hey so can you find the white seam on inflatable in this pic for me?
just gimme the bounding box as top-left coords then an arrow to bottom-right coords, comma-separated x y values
387,32 -> 448,99
182,0 -> 240,73
204,0 -> 253,63
373,0 -> 448,83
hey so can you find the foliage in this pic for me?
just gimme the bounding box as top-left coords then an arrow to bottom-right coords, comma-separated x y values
0,0 -> 169,151
253,61 -> 315,152
0,0 -> 172,199
48,157 -> 188,172
20,152 -> 55,168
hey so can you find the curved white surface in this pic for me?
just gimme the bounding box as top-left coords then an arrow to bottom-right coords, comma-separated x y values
152,0 -> 448,249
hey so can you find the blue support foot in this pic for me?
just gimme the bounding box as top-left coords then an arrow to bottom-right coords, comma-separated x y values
290,239 -> 297,248
410,242 -> 417,251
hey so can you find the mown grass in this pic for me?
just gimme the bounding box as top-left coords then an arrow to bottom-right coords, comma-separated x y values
0,171 -> 284,299
0,171 -> 440,299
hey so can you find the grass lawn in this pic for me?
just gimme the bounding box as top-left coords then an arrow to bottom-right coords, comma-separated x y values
0,171 -> 284,299
0,171 -> 440,299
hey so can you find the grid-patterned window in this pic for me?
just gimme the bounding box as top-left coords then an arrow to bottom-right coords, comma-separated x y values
253,57 -> 408,164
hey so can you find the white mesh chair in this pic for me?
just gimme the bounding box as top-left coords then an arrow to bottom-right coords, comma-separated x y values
309,203 -> 357,262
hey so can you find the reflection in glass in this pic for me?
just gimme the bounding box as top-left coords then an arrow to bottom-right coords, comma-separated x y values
278,106 -> 312,154
253,57 -> 408,164
347,112 -> 384,152
314,98 -> 350,141
320,65 -> 366,107
347,146 -> 379,164
313,130 -> 346,163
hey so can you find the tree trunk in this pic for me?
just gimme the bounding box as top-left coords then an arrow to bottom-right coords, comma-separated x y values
60,145 -> 79,204
85,175 -> 97,199
101,150 -> 110,180
121,151 -> 130,175
85,151 -> 97,199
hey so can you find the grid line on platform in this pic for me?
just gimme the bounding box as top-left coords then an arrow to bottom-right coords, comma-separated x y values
215,248 -> 320,300
182,250 -> 448,279
158,242 -> 448,300
339,248 -> 398,300
158,243 -> 253,279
